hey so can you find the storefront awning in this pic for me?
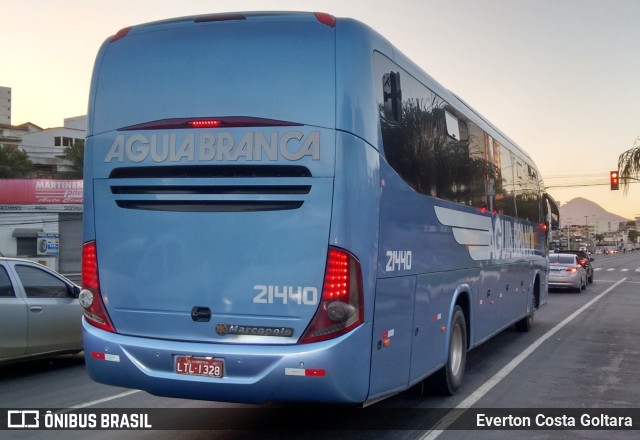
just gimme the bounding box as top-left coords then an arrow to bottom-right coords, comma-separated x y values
12,228 -> 42,238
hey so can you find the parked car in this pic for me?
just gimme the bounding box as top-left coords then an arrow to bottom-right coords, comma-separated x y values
0,258 -> 82,364
560,250 -> 595,283
548,253 -> 587,293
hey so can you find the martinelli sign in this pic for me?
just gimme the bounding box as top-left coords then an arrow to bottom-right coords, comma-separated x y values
0,179 -> 83,213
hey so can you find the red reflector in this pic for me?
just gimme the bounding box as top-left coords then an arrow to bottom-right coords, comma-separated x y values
314,12 -> 336,28
91,352 -> 106,360
305,369 -> 326,377
111,27 -> 131,43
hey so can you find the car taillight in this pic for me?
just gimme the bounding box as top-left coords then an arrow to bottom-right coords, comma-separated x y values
81,241 -> 116,333
299,247 -> 363,344
566,267 -> 578,273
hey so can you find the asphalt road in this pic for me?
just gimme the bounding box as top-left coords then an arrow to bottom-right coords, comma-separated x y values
1,251 -> 639,439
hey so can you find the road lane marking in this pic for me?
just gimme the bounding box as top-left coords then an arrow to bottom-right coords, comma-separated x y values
68,389 -> 141,409
621,269 -> 629,272
420,278 -> 627,440
607,268 -> 616,271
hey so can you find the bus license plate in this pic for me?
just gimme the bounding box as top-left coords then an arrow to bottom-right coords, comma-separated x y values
176,356 -> 223,378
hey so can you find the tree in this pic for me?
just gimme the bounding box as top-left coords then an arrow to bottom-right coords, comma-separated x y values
617,136 -> 640,192
595,233 -> 604,245
0,144 -> 33,178
62,139 -> 84,178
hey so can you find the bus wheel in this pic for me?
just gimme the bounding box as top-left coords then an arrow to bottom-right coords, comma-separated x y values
515,295 -> 535,332
433,306 -> 467,395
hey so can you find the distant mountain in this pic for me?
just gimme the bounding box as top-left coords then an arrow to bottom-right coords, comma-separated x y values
559,197 -> 630,227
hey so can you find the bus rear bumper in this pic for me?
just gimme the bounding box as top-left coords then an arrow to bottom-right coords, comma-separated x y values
82,319 -> 372,404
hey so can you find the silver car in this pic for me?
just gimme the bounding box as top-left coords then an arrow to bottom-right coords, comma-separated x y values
548,253 -> 587,293
0,258 -> 82,364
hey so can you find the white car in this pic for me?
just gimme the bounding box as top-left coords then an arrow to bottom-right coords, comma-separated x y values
548,253 -> 587,293
0,258 -> 82,364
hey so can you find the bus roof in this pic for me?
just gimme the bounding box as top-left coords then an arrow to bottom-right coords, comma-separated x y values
90,11 -> 537,169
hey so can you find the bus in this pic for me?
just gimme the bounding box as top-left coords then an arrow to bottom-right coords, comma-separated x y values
81,11 -> 560,405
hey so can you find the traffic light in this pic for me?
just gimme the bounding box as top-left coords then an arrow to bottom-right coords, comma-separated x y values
610,171 -> 619,190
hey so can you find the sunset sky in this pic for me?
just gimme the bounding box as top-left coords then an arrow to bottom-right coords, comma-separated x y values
3,0 -> 640,219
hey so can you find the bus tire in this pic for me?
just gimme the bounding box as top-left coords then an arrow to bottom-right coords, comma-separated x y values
515,296 -> 535,332
433,306 -> 467,395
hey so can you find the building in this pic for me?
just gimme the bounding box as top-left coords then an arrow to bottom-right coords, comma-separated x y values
554,219 -> 629,253
1,86 -> 44,148
0,85 -> 84,177
0,179 -> 83,278
0,86 -> 10,125
593,220 -> 622,235
1,122 -> 42,149
0,88 -> 85,278
19,115 -> 86,177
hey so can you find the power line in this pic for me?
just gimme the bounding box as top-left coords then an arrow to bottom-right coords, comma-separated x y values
545,182 -> 610,189
0,217 -> 81,228
543,169 -> 640,189
545,181 -> 640,189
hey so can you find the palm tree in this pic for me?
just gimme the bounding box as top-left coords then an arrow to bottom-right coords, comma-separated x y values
0,144 -> 33,177
617,136 -> 640,192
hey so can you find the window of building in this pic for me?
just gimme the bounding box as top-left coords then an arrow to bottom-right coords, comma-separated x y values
16,237 -> 37,257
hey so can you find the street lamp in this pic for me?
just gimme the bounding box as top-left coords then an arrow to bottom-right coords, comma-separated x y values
584,215 -> 595,252
565,217 -> 574,250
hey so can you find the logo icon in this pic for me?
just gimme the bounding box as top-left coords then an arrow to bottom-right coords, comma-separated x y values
215,323 -> 228,336
7,410 -> 40,428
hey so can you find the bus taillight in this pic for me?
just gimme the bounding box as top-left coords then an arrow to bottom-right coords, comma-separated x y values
119,116 -> 302,131
299,247 -> 363,344
188,120 -> 223,128
81,241 -> 116,333
322,248 -> 350,300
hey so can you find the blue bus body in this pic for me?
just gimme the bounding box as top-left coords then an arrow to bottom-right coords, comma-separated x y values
82,12 -> 557,404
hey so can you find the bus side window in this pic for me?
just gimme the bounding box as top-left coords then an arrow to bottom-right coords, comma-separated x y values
383,72 -> 402,122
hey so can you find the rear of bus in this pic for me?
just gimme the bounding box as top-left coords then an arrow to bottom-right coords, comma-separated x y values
82,12 -> 379,403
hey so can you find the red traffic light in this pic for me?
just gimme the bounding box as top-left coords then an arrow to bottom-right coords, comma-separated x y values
610,171 -> 619,190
